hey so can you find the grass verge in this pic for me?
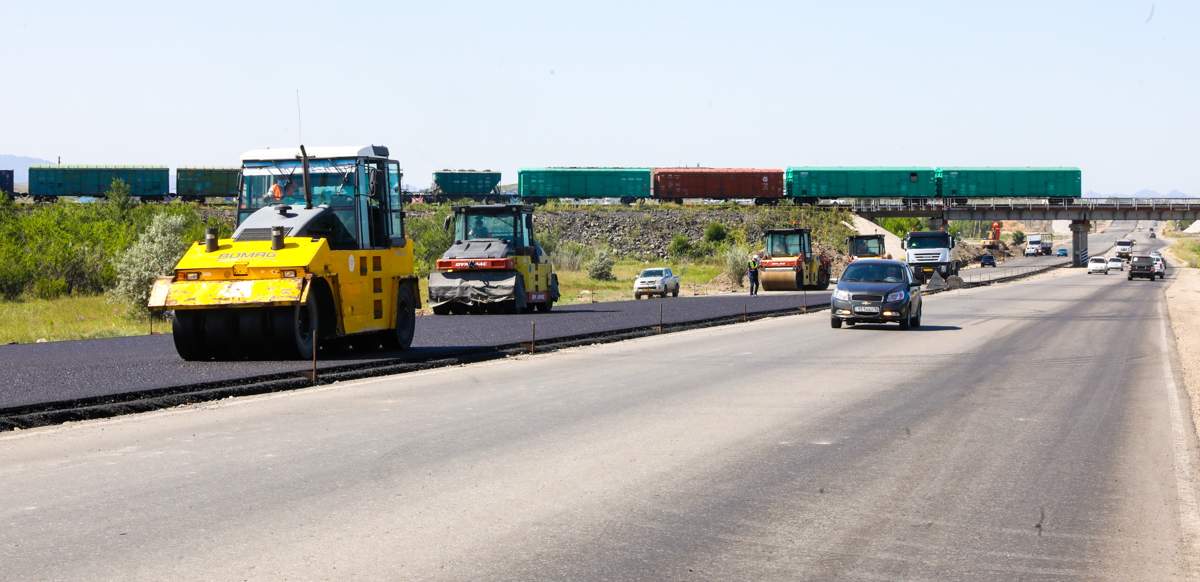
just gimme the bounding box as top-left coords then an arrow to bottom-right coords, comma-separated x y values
0,295 -> 153,344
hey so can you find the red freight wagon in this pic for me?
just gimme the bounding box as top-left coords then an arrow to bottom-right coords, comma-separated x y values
652,168 -> 784,202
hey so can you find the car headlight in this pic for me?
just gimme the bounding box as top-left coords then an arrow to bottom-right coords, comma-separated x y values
833,289 -> 851,300
886,290 -> 906,302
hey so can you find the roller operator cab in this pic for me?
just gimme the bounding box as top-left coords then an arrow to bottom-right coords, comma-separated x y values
758,228 -> 831,291
148,145 -> 419,361
848,234 -> 887,261
903,231 -> 959,284
428,204 -> 559,314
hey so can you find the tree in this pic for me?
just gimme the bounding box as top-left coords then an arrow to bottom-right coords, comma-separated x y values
587,249 -> 615,281
105,178 -> 136,216
112,214 -> 190,316
1010,230 -> 1026,245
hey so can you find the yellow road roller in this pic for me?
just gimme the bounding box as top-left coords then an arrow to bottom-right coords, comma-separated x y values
759,228 -> 831,291
428,204 -> 559,314
148,145 -> 420,360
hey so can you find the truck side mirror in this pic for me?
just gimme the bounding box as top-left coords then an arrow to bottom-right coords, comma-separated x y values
901,240 -> 907,250
443,215 -> 452,231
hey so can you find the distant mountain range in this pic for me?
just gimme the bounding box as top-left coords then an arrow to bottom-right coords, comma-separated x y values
0,154 -> 52,186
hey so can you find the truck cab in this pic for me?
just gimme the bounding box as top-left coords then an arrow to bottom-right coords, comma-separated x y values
903,231 -> 959,283
1115,239 -> 1135,260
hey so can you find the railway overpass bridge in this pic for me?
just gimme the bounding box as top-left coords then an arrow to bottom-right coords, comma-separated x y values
834,198 -> 1200,266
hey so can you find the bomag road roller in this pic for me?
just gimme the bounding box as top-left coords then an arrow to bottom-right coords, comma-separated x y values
759,227 -> 832,291
148,145 -> 419,360
428,204 -> 559,314
848,234 -> 887,261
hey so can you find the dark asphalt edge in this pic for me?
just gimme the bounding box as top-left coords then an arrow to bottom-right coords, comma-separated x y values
0,302 -> 832,432
0,259 -> 1084,433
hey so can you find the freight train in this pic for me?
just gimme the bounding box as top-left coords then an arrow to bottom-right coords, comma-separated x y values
513,166 -> 1081,203
22,165 -> 240,202
6,164 -> 1083,204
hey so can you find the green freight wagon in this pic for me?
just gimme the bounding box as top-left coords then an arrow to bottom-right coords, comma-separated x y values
518,167 -> 652,201
28,165 -> 170,200
938,167 -> 1082,198
786,167 -> 938,200
433,170 -> 502,197
176,167 -> 240,200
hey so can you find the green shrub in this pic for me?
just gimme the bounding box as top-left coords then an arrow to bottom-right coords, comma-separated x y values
112,214 -> 190,316
703,222 -> 728,243
668,234 -> 693,258
553,241 -> 593,271
724,245 -> 748,287
587,249 -> 615,281
407,206 -> 454,276
1011,230 -> 1026,245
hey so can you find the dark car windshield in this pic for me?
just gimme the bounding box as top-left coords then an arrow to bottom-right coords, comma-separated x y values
841,263 -> 907,283
907,235 -> 950,249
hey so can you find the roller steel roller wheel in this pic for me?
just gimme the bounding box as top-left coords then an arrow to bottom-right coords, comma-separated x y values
172,311 -> 207,361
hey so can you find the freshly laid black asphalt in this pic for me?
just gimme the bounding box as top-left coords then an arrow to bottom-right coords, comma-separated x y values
0,290 -> 828,410
0,222 -> 1136,413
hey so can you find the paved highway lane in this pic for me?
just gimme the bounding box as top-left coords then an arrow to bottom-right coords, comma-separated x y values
0,222 -> 1140,412
1,228 -> 1195,580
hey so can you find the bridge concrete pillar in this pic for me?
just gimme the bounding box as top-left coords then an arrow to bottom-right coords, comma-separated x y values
1070,219 -> 1090,267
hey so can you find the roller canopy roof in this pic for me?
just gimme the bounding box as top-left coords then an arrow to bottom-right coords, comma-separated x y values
240,145 -> 391,162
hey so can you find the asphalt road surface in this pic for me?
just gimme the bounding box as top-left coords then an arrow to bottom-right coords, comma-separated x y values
2,227 -> 1196,580
0,222 -> 1139,412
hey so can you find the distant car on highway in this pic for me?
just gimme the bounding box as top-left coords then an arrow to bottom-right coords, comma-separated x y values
1024,245 -> 1039,257
1128,255 -> 1158,280
1056,248 -> 1068,257
1087,256 -> 1109,275
633,267 -> 680,299
830,259 -> 922,329
1153,256 -> 1167,278
980,255 -> 997,268
1107,257 -> 1124,272
1150,232 -> 1157,239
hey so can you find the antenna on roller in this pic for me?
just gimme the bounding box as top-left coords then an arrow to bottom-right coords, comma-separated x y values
295,89 -> 303,145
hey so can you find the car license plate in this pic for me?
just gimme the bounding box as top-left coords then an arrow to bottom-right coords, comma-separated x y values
854,305 -> 880,314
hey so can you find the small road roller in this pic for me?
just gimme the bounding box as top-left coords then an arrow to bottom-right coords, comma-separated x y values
427,204 -> 559,314
148,145 -> 419,360
758,227 -> 831,291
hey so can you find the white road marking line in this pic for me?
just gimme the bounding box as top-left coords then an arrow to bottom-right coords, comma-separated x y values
1158,302 -> 1200,575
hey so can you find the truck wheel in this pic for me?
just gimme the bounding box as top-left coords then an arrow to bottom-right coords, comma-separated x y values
172,311 -> 207,361
830,317 -> 842,329
672,287 -> 679,298
381,287 -> 416,350
536,300 -> 554,313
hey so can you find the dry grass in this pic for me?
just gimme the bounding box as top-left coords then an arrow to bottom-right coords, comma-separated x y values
0,295 -> 154,344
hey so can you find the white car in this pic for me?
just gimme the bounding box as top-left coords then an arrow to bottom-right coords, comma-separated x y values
1087,256 -> 1109,275
1107,257 -> 1124,271
633,267 -> 681,299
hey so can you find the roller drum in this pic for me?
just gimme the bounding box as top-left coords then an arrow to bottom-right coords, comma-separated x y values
759,269 -> 800,291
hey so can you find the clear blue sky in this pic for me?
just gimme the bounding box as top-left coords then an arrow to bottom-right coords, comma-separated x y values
2,0 -> 1196,193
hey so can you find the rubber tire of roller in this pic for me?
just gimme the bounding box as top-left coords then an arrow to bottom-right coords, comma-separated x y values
203,310 -> 237,360
237,309 -> 269,360
172,311 -> 207,361
272,298 -> 317,360
381,287 -> 415,350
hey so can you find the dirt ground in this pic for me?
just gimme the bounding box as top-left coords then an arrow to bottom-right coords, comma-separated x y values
1161,239 -> 1200,441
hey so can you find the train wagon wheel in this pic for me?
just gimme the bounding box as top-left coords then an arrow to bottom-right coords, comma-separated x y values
172,311 -> 208,361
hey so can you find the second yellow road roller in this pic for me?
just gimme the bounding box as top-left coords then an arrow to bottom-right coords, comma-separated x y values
759,227 -> 832,291
148,145 -> 420,360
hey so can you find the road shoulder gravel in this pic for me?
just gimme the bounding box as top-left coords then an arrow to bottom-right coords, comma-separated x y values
1163,247 -> 1200,445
